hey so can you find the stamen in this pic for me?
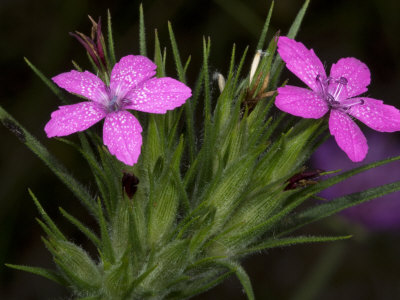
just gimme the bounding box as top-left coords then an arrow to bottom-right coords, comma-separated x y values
334,98 -> 364,112
315,74 -> 325,94
120,98 -> 131,106
332,76 -> 348,100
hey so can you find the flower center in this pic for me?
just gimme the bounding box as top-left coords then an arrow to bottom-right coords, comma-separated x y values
104,87 -> 131,113
315,75 -> 363,112
108,95 -> 120,112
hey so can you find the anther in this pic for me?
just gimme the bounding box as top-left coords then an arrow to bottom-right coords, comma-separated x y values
337,77 -> 348,85
332,76 -> 348,100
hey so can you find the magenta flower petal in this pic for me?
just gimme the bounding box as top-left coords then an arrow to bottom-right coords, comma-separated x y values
124,77 -> 192,113
348,97 -> 400,132
103,111 -> 143,166
52,70 -> 108,104
329,57 -> 370,99
275,85 -> 328,119
329,109 -> 368,162
110,55 -> 157,97
277,37 -> 326,91
45,102 -> 106,137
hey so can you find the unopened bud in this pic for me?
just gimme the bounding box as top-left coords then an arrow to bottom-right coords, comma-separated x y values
217,73 -> 226,93
249,50 -> 263,84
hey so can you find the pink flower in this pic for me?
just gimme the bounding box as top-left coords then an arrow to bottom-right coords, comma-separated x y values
45,55 -> 192,165
275,37 -> 400,162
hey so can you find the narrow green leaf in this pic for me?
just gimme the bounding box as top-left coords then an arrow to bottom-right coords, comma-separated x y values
210,189 -> 285,253
227,43 -> 236,82
180,271 -> 234,299
175,215 -> 201,239
5,264 -> 66,285
232,46 -> 249,91
59,135 -> 107,187
123,265 -> 158,298
96,198 -> 115,264
170,167 -> 190,213
78,133 -> 110,202
107,9 -> 116,66
270,0 -> 310,88
28,189 -> 66,240
184,66 -> 203,164
52,246 -> 101,292
98,146 -> 122,215
237,235 -> 352,256
166,110 -> 184,150
252,155 -> 400,238
72,60 -> 83,71
186,256 -> 227,270
42,238 -> 101,292
183,55 -> 191,75
168,21 -> 186,82
143,115 -> 165,173
201,148 -> 260,234
154,29 -> 165,77
139,3 -> 147,57
24,57 -> 67,104
147,173 -> 180,245
256,1 -> 274,50
283,179 -> 400,235
86,51 -> 102,80
299,155 -> 400,200
128,196 -> 146,259
0,106 -> 98,218
287,0 -> 310,39
59,207 -> 101,248
202,36 -> 212,142
103,257 -> 130,298
141,240 -> 189,291
36,218 -> 58,240
110,199 -> 131,260
216,261 -> 254,300
259,119 -> 323,183
58,135 -> 110,207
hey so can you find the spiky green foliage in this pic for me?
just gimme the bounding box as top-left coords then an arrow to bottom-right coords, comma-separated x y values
3,2 -> 400,299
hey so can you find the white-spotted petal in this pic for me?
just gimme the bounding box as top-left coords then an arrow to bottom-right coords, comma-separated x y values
329,109 -> 368,162
124,77 -> 192,113
329,57 -> 370,99
110,55 -> 157,98
103,111 -> 143,166
276,85 -> 328,119
45,102 -> 106,137
52,71 -> 108,104
348,97 -> 400,132
277,37 -> 326,92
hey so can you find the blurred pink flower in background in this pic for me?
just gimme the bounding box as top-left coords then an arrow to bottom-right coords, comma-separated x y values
311,130 -> 400,231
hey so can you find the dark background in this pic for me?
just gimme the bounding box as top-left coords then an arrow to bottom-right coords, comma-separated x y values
1,0 -> 400,299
